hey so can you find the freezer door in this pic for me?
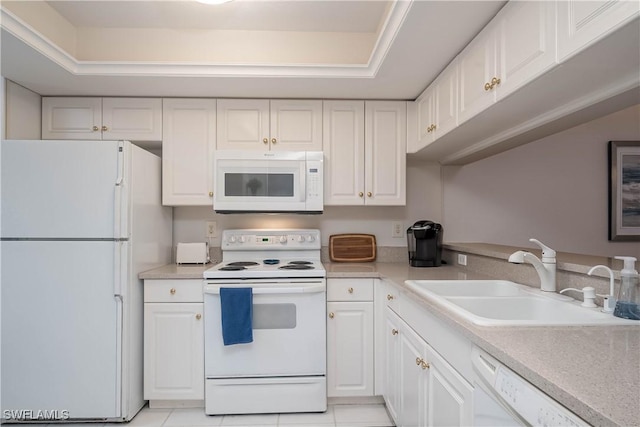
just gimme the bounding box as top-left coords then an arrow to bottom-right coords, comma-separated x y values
1,140 -> 123,239
1,241 -> 121,420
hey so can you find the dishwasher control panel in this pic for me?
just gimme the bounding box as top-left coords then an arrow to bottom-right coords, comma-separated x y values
495,366 -> 585,426
472,346 -> 588,427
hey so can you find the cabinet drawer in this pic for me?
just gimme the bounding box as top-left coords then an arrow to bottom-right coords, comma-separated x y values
144,279 -> 203,303
327,279 -> 374,302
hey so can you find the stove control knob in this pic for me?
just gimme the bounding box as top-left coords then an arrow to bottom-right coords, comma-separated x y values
307,235 -> 316,243
297,235 -> 305,243
279,235 -> 288,244
228,235 -> 237,244
238,236 -> 246,243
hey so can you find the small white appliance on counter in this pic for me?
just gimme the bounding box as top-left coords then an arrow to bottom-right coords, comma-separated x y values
203,229 -> 326,415
212,150 -> 323,214
176,242 -> 209,264
1,140 -> 172,422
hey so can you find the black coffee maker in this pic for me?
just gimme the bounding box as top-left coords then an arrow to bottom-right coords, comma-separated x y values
407,220 -> 443,267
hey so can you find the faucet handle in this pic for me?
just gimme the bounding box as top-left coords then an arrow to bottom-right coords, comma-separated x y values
529,238 -> 556,262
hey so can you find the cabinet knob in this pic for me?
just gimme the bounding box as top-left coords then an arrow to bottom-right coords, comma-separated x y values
359,192 -> 364,197
271,138 -> 277,144
101,125 -> 108,132
391,329 -> 398,335
367,192 -> 372,197
196,313 -> 202,320
491,77 -> 501,87
170,288 -> 176,295
431,124 -> 436,131
387,294 -> 394,301
416,357 -> 423,366
263,138 -> 269,144
329,312 -> 335,319
348,287 -> 354,294
209,191 -> 213,197
421,360 -> 430,370
92,126 -> 99,131
484,82 -> 492,91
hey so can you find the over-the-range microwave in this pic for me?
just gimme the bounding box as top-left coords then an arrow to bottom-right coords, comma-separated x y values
212,150 -> 323,214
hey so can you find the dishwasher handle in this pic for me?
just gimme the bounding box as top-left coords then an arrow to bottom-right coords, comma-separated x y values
204,283 -> 325,295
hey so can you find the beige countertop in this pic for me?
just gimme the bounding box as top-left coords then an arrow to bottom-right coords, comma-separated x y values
139,261 -> 640,426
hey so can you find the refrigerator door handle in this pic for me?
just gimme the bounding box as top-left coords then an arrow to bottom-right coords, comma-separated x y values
114,141 -> 128,239
115,141 -> 125,186
114,241 -> 125,297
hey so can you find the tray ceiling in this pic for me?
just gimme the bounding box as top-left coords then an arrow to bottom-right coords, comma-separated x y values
0,0 -> 507,99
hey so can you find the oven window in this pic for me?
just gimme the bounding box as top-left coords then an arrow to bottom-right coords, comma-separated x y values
224,173 -> 294,197
253,303 -> 296,329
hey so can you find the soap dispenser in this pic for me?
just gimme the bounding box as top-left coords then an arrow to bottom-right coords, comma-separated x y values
613,256 -> 640,320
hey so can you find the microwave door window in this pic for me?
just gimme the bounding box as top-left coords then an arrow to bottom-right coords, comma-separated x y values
224,173 -> 294,197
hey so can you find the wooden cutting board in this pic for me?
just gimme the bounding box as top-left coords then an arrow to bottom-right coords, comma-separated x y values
329,234 -> 376,262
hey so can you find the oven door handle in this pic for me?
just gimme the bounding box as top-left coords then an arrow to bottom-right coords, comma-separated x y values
204,284 -> 326,295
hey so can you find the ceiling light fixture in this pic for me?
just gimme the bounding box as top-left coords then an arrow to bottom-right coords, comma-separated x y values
195,0 -> 233,5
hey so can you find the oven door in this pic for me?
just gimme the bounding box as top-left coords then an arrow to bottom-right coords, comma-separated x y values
203,279 -> 326,378
213,151 -> 307,213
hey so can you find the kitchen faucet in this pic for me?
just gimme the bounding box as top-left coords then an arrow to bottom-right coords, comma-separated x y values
508,238 -> 557,292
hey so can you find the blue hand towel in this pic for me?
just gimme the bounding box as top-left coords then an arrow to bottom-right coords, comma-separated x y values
220,287 -> 253,346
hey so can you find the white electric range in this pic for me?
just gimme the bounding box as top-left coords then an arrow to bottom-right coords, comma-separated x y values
202,229 -> 327,415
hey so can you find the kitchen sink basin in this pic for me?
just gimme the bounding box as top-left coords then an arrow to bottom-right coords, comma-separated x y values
404,280 -> 636,326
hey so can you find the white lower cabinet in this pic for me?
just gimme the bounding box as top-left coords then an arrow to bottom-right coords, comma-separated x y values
326,279 -> 374,397
384,306 -> 473,427
143,280 -> 204,403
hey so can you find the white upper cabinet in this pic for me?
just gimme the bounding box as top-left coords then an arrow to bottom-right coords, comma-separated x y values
459,0 -> 557,125
323,100 -> 365,205
365,101 -> 407,206
42,97 -> 162,142
458,29 -> 498,125
162,98 -> 217,206
557,0 -> 640,61
495,0 -> 557,97
216,99 -> 322,151
416,61 -> 459,147
324,100 -> 406,206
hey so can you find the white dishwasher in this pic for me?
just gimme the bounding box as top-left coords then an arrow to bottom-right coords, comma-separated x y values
471,346 -> 588,427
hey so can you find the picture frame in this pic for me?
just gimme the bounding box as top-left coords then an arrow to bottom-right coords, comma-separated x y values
608,141 -> 640,241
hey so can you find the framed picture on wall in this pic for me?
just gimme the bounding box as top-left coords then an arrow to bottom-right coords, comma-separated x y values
609,141 -> 640,241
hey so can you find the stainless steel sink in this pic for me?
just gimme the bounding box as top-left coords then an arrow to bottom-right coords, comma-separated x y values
404,280 -> 636,326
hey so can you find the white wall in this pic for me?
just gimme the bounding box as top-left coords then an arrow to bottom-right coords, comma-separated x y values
442,104 -> 640,258
5,81 -> 41,139
173,160 -> 442,247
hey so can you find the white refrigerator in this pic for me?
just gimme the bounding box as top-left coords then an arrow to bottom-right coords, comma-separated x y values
1,140 -> 172,422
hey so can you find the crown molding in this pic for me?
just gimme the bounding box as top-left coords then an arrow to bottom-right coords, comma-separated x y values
1,1 -> 413,79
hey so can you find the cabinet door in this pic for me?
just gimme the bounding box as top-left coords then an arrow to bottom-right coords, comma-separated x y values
42,97 -> 102,140
433,62 -> 459,139
496,1 -> 557,98
557,0 -> 640,61
102,98 -> 162,141
270,100 -> 322,151
144,303 -> 204,400
416,88 -> 435,147
399,319 -> 429,427
162,98 -> 216,206
426,344 -> 474,427
383,308 -> 401,425
216,99 -> 270,150
458,30 -> 498,124
364,101 -> 406,206
323,100 -> 366,205
326,301 -> 374,397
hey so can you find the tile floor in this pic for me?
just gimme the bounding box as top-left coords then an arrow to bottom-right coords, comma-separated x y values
39,403 -> 395,427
